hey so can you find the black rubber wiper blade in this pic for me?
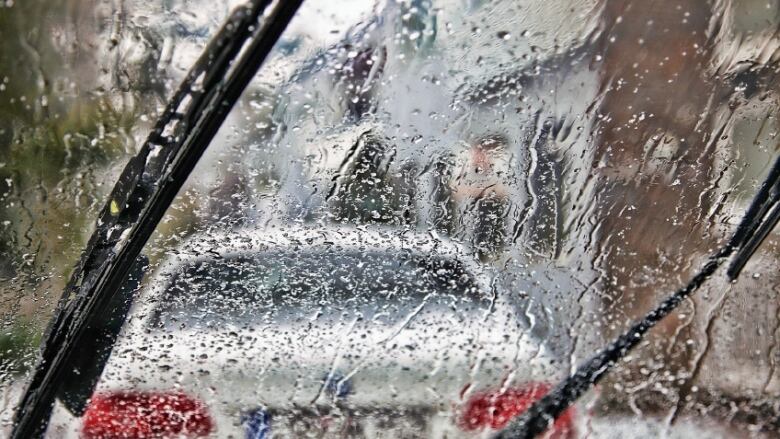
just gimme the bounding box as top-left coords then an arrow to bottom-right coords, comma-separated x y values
494,154 -> 780,439
11,0 -> 303,437
727,155 -> 780,279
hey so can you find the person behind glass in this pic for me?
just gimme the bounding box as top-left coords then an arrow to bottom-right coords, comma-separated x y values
450,135 -> 510,260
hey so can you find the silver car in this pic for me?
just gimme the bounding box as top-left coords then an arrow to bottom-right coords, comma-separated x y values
48,226 -> 571,438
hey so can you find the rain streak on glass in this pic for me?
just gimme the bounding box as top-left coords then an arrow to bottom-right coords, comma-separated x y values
0,0 -> 779,437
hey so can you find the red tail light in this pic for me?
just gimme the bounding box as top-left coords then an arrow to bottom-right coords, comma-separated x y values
459,383 -> 575,438
82,391 -> 214,439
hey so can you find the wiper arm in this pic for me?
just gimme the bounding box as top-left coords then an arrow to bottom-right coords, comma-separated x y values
494,155 -> 780,439
11,0 -> 303,437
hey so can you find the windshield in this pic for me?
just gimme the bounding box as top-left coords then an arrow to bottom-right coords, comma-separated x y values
1,0 -> 779,438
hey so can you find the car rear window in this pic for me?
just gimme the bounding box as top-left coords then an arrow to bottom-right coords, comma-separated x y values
148,251 -> 486,331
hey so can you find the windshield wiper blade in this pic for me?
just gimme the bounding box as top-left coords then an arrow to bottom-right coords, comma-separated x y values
727,156 -> 780,279
11,0 -> 303,437
494,155 -> 780,439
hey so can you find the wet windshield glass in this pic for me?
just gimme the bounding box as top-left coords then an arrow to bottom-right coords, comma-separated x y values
1,0 -> 779,438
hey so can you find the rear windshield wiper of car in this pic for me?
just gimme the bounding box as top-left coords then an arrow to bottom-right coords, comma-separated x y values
11,1 -> 303,437
495,154 -> 780,439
